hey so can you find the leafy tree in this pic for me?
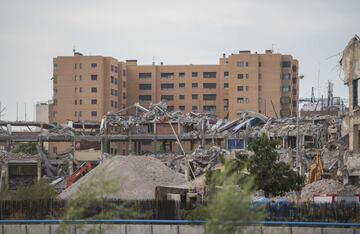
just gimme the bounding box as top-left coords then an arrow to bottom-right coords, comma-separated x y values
0,179 -> 56,200
206,175 -> 263,234
244,134 -> 304,197
12,142 -> 37,155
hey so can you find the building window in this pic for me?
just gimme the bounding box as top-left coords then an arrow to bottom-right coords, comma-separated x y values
79,111 -> 82,117
224,83 -> 229,89
237,86 -> 244,92
75,64 -> 77,69
74,75 -> 77,81
79,99 -> 82,105
259,85 -> 262,91
123,70 -> 126,76
179,95 -> 185,100
203,105 -> 216,112
139,73 -> 152,79
192,94 -> 198,100
75,88 -> 77,93
237,61 -> 245,67
282,74 -> 291,80
237,97 -> 244,103
79,63 -> 82,69
91,75 -> 98,81
259,73 -> 262,79
259,62 -> 262,67
161,95 -> 174,101
111,100 -> 114,107
292,65 -> 297,72
292,77 -> 297,84
160,73 -> 174,79
192,83 -> 198,88
91,111 -> 97,117
79,75 -> 82,81
203,94 -> 216,100
114,66 -> 118,73
203,72 -> 216,78
246,74 -> 249,79
79,88 -> 83,92
91,99 -> 97,104
179,83 -> 185,88
203,83 -> 216,89
179,72 -> 185,78
91,87 -> 97,93
292,89 -> 297,95
238,74 -> 244,79
192,106 -> 198,111
224,71 -> 229,78
114,90 -> 118,96
75,100 -> 77,105
293,101 -> 297,107
161,83 -> 174,90
114,78 -> 117,84
91,63 -> 97,68
179,106 -> 185,111
111,89 -> 114,95
123,81 -> 126,88
192,72 -> 198,77
123,92 -> 126,99
111,76 -> 114,83
139,84 -> 152,90
167,106 -> 174,111
281,61 -> 291,68
111,65 -> 114,72
139,95 -> 152,101
54,63 -> 57,71
282,85 -> 291,92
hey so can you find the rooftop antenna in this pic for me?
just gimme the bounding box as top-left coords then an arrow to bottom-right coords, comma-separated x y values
271,44 -> 275,53
24,103 -> 27,121
73,45 -> 76,55
152,56 -> 155,65
317,62 -> 321,99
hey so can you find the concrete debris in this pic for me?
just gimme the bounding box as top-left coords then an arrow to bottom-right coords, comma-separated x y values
300,179 -> 360,202
59,155 -> 186,200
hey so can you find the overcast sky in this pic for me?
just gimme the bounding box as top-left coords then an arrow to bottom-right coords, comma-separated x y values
0,0 -> 359,121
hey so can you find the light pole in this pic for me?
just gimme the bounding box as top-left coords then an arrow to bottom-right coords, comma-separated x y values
296,75 -> 304,174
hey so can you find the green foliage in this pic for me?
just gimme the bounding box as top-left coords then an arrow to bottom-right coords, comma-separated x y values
57,165 -> 144,234
242,134 -> 305,197
206,175 -> 263,234
0,179 -> 56,200
11,142 -> 37,155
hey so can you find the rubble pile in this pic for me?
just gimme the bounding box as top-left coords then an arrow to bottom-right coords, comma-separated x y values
105,101 -> 216,132
59,155 -> 186,200
0,151 -> 39,162
300,179 -> 360,202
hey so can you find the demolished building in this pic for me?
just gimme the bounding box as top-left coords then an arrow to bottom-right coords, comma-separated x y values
341,35 -> 360,184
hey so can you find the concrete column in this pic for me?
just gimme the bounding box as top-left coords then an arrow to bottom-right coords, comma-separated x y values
68,158 -> 73,176
177,122 -> 183,154
153,122 -> 157,153
37,159 -> 42,182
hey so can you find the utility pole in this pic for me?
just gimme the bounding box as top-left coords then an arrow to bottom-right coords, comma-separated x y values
296,75 -> 304,175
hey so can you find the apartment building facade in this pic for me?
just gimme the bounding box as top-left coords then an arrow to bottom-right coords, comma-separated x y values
50,50 -> 299,125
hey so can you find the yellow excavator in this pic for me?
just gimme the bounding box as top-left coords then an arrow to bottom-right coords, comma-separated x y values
308,152 -> 336,184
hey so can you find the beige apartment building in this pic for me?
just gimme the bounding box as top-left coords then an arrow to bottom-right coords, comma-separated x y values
50,50 -> 299,126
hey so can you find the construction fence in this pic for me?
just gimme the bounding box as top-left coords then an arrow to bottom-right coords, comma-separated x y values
1,199 -> 360,222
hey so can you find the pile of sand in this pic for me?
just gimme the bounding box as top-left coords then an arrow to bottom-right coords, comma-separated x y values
59,155 -> 186,200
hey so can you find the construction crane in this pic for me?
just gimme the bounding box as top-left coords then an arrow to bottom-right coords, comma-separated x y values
66,162 -> 93,188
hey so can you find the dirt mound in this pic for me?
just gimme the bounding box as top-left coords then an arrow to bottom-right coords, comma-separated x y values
59,155 -> 186,200
300,179 -> 360,202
